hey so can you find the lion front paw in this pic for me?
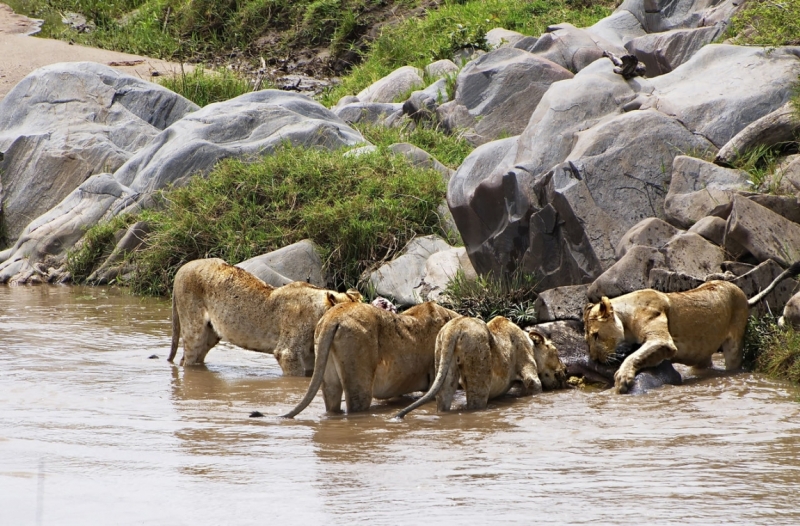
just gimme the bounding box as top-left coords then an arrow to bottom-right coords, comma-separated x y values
614,366 -> 636,394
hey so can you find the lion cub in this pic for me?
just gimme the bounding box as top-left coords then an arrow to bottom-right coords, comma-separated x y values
393,316 -> 566,419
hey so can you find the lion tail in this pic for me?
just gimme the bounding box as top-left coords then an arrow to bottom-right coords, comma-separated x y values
393,324 -> 457,420
167,293 -> 180,363
281,322 -> 339,419
747,260 -> 800,307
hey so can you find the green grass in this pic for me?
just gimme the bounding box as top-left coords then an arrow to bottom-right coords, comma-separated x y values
66,214 -> 137,282
437,268 -> 540,327
321,0 -> 615,106
729,142 -> 799,194
744,314 -> 800,384
352,121 -> 474,168
729,0 -> 800,47
70,144 -> 451,296
157,66 -> 257,107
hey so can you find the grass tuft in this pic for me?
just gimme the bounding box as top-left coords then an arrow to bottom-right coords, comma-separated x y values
729,0 -> 800,47
67,214 -> 136,282
157,66 -> 258,107
438,268 -> 540,327
352,121 -> 474,168
744,314 -> 800,384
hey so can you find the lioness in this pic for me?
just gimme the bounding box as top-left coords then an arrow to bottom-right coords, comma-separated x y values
282,301 -> 461,417
585,262 -> 800,393
393,317 -> 567,419
168,258 -> 361,376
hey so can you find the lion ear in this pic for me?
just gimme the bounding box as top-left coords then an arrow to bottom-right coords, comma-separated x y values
598,296 -> 613,318
526,327 -> 545,345
345,288 -> 362,302
326,292 -> 337,307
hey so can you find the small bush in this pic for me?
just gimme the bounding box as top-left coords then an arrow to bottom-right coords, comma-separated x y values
744,314 -> 800,384
438,268 -> 540,327
116,143 -> 449,296
158,66 -> 255,107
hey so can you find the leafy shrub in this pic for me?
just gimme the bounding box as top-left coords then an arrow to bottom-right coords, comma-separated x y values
744,314 -> 800,384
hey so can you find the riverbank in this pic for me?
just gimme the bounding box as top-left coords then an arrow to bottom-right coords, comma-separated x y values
0,3 -> 187,100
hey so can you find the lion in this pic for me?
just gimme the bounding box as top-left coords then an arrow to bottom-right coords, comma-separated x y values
168,258 -> 361,376
281,301 -> 461,417
584,261 -> 800,393
393,317 -> 567,419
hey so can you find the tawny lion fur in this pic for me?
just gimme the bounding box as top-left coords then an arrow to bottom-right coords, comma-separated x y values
169,258 -> 361,376
584,262 -> 800,393
282,301 -> 461,417
394,317 -> 567,419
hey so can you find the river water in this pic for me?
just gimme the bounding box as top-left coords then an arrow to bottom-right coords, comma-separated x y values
2,285 -> 800,525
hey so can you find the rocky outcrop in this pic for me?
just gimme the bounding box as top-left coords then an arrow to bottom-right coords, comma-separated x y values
726,195 -> 800,268
0,62 -> 198,244
356,65 -> 424,104
0,68 -> 364,283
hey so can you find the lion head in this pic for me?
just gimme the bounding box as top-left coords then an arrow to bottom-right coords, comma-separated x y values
583,296 -> 625,364
326,288 -> 363,306
527,328 -> 567,389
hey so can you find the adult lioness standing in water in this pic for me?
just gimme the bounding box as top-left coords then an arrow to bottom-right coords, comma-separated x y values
169,258 -> 361,376
584,262 -> 800,393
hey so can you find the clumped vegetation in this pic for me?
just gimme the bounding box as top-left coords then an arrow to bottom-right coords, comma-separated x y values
69,144 -> 451,296
352,121 -> 473,168
729,0 -> 800,47
744,315 -> 800,384
157,66 -> 257,107
438,268 -> 539,327
67,214 -> 136,282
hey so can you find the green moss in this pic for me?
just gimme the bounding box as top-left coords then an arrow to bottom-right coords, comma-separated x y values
108,144 -> 450,296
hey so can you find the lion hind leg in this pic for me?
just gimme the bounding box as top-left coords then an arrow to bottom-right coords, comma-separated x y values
436,362 -> 459,412
721,335 -> 745,371
462,352 -> 491,411
182,319 -> 219,366
322,359 -> 344,413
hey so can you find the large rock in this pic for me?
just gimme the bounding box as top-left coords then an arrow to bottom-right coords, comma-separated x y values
616,217 -> 681,259
235,239 -> 326,288
661,231 -> 725,278
617,0 -> 743,33
356,66 -> 424,104
0,62 -> 198,244
333,102 -> 403,126
643,45 -> 800,148
440,47 -> 573,145
417,246 -> 477,302
534,284 -> 589,322
366,235 -> 454,306
485,28 -> 525,49
715,101 -> 800,166
624,25 -> 723,77
664,155 -> 750,229
726,195 -> 800,268
588,245 -> 666,301
528,23 -> 627,72
0,89 -> 364,283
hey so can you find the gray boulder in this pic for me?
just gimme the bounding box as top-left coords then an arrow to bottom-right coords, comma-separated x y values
588,245 -> 666,301
715,101 -> 800,166
664,155 -> 750,229
417,246 -> 477,302
661,231 -> 725,278
403,79 -> 449,123
616,217 -> 681,259
643,45 -> 800,148
0,89 -> 364,283
528,23 -> 627,72
485,28 -> 526,49
746,193 -> 800,225
424,59 -> 459,80
366,235 -> 454,306
356,66 -> 424,104
534,284 -> 589,322
624,25 -> 723,77
87,220 -> 150,285
441,47 -> 573,145
617,0 -> 742,33
726,195 -> 800,268
388,143 -> 453,181
0,62 -> 198,244
235,239 -> 326,288
333,102 -> 403,126
648,267 -> 705,293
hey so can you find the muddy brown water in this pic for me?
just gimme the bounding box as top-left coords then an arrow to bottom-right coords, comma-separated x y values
2,285 -> 800,525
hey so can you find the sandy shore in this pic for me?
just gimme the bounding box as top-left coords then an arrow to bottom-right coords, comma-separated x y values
0,3 -> 189,100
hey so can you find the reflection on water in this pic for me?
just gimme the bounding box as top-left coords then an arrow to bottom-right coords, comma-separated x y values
2,285 -> 800,525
